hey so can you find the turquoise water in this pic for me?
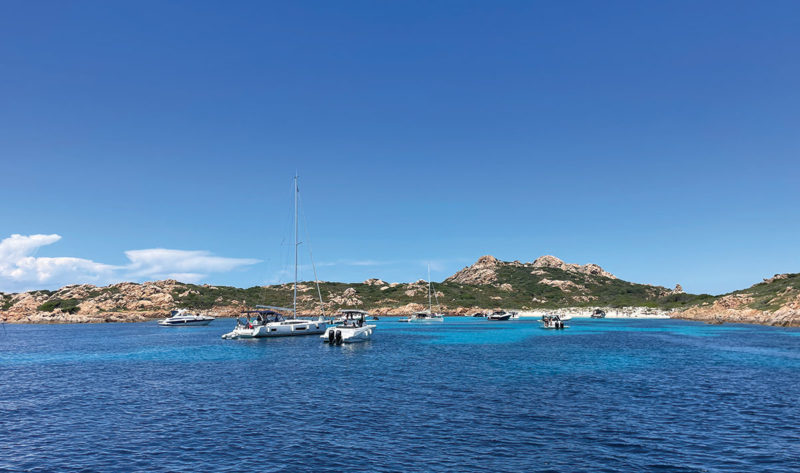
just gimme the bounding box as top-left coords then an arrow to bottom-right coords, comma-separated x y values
1,317 -> 798,472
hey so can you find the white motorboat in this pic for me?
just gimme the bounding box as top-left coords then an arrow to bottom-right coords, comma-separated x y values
222,175 -> 328,340
331,309 -> 371,324
487,310 -> 517,321
158,309 -> 214,326
540,314 -> 568,329
222,308 -> 326,339
322,310 -> 375,344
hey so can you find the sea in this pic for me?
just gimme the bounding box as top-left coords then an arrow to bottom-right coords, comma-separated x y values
1,317 -> 798,472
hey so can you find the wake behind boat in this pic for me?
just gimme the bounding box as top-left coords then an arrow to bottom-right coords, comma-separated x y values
158,309 -> 214,326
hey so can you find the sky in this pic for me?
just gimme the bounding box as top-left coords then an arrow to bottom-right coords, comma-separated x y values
1,0 -> 798,295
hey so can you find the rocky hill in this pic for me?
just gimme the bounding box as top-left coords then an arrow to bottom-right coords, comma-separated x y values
677,273 -> 800,326
1,255 -> 797,326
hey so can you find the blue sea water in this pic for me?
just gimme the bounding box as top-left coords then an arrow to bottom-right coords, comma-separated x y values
1,318 -> 799,472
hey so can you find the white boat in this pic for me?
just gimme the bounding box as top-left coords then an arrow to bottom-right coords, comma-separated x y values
222,175 -> 328,340
487,310 -> 517,321
331,309 -> 372,324
222,307 -> 326,339
400,311 -> 444,323
540,314 -> 568,329
322,310 -> 376,344
158,309 -> 215,326
399,266 -> 444,323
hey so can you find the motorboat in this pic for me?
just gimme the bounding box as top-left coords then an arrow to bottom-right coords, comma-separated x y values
471,312 -> 486,317
222,175 -> 328,340
487,310 -> 517,321
331,309 -> 371,324
540,314 -> 568,329
322,310 -> 375,344
400,311 -> 444,323
158,309 -> 214,326
591,309 -> 606,318
222,307 -> 326,339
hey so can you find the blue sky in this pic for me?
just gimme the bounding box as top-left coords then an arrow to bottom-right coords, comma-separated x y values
1,0 -> 798,294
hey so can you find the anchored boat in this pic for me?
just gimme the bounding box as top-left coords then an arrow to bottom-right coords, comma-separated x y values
222,307 -> 326,339
487,310 -> 517,321
322,309 -> 376,344
222,174 -> 328,340
158,309 -> 214,326
399,266 -> 444,323
540,314 -> 568,329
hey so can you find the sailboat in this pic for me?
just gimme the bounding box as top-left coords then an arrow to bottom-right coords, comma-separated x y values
400,266 -> 444,323
222,175 -> 328,340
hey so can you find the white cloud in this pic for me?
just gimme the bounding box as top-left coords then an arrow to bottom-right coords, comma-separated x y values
0,234 -> 261,293
124,249 -> 260,281
0,234 -> 118,292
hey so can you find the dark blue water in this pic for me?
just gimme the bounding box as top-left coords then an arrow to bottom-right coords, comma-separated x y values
1,318 -> 799,472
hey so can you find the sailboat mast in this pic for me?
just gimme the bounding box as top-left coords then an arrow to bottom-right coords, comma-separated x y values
428,264 -> 432,313
293,174 -> 299,319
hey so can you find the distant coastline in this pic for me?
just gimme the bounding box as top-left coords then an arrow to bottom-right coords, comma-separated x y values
2,255 -> 798,327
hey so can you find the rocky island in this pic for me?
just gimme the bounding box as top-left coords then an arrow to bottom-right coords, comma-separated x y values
1,255 -> 798,327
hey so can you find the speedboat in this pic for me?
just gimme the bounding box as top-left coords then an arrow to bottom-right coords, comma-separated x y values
591,309 -> 606,318
399,311 -> 444,323
322,310 -> 375,344
158,309 -> 214,326
331,309 -> 371,324
221,307 -> 326,339
487,310 -> 517,321
540,314 -> 568,329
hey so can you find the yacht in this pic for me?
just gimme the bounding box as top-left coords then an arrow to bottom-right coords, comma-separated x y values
322,309 -> 376,344
158,309 -> 214,326
487,310 -> 517,321
400,311 -> 444,323
222,175 -> 328,340
222,307 -> 326,339
399,266 -> 444,323
540,314 -> 568,329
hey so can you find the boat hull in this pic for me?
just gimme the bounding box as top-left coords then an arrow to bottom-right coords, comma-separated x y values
321,324 -> 376,344
222,320 -> 327,339
158,318 -> 214,327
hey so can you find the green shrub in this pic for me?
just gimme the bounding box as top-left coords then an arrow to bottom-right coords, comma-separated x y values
38,298 -> 81,314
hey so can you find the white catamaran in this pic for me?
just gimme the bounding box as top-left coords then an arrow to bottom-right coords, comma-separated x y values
222,175 -> 327,340
400,266 -> 444,323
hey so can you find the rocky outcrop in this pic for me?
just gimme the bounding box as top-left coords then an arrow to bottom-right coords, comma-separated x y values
538,278 -> 586,292
327,287 -> 362,306
446,255 -> 500,285
531,255 -> 617,279
363,278 -> 386,286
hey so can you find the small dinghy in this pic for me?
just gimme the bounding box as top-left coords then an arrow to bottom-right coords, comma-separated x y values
158,309 -> 214,327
